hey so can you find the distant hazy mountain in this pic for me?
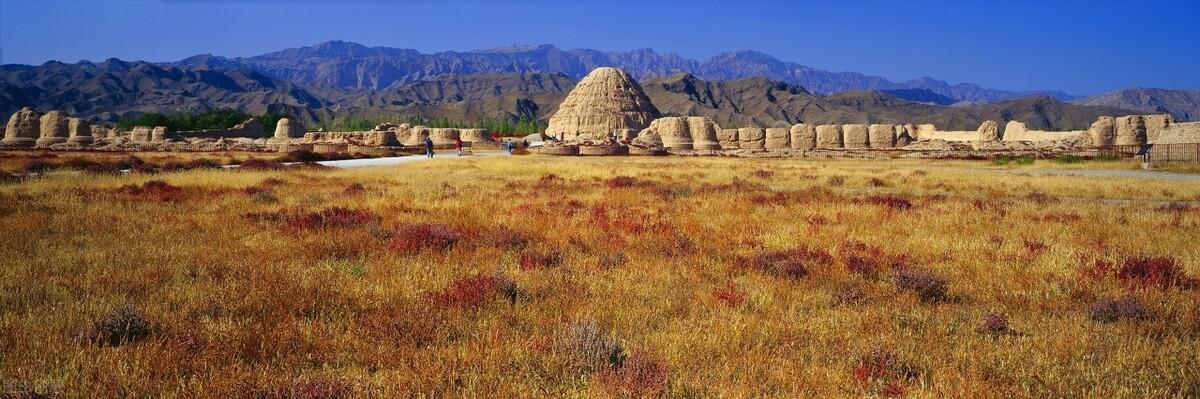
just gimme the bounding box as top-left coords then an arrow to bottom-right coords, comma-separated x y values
167,40 -> 1076,104
1070,88 -> 1200,121
173,41 -> 698,91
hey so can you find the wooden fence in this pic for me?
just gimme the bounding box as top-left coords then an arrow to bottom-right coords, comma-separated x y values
1066,144 -> 1200,164
1145,143 -> 1200,163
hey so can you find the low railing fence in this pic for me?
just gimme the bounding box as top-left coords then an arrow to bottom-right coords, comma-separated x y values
1144,143 -> 1200,163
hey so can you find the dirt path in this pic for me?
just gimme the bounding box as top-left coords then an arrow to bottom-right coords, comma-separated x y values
993,168 -> 1200,181
286,151 -> 511,168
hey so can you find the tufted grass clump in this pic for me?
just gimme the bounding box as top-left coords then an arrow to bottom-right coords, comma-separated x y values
712,280 -> 747,308
1087,296 -> 1148,323
244,207 -> 378,230
832,282 -> 868,306
427,272 -> 523,309
742,248 -> 832,280
83,304 -> 151,347
893,266 -> 949,302
387,222 -> 461,252
852,344 -> 921,397
557,321 -> 626,373
598,350 -> 669,398
982,313 -> 1010,334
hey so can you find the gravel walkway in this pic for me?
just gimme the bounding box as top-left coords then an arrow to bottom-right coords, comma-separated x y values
288,151 -> 510,168
994,168 -> 1200,181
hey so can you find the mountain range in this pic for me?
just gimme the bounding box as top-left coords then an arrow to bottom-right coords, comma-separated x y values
1,40 -> 1197,130
1070,88 -> 1200,122
170,40 -> 1076,104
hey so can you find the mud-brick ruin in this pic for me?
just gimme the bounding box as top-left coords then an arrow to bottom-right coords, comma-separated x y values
0,107 -> 497,155
4,66 -> 1199,160
539,68 -> 1200,159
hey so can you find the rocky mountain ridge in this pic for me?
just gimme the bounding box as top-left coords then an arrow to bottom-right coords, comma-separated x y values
1071,87 -> 1200,121
0,58 -> 1145,131
165,40 -> 1075,104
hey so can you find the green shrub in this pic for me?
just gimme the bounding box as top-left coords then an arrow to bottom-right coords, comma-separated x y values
117,109 -> 251,132
1054,155 -> 1084,164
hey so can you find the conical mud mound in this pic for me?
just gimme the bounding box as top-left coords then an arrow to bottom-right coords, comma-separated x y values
545,67 -> 660,141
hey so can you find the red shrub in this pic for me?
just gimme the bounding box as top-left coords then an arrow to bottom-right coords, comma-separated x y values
519,248 -> 563,270
1078,259 -> 1113,281
752,169 -> 774,179
388,223 -> 461,252
243,185 -> 271,195
744,248 -> 833,280
698,178 -> 769,194
972,199 -> 1008,217
599,350 -> 669,398
1025,213 -> 1082,223
20,159 -> 51,173
1025,191 -> 1059,204
282,150 -> 327,163
358,301 -> 444,347
289,162 -> 333,171
480,225 -> 530,250
1116,255 -> 1190,289
1157,202 -> 1191,213
342,183 -> 366,195
291,208 -> 376,230
260,177 -> 287,187
982,313 -> 1009,334
712,280 -> 746,308
244,207 -> 377,230
852,345 -> 920,395
863,195 -> 912,211
1022,240 -> 1048,256
882,383 -> 908,398
114,180 -> 187,201
588,204 -> 650,235
238,159 -> 287,170
536,173 -> 561,187
427,274 -> 513,309
749,192 -> 789,206
846,256 -> 881,279
599,252 -> 628,269
605,175 -> 640,188
299,377 -> 354,399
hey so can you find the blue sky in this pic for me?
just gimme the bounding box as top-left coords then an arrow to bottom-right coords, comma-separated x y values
2,0 -> 1197,95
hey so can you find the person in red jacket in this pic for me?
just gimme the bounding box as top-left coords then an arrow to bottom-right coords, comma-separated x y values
454,137 -> 464,157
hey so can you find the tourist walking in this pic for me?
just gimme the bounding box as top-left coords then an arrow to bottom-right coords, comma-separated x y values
424,137 -> 434,158
455,138 -> 464,157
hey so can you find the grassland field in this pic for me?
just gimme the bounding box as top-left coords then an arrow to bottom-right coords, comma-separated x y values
1,153 -> 1198,398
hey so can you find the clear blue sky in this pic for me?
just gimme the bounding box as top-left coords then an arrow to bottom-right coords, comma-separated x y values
2,0 -> 1197,95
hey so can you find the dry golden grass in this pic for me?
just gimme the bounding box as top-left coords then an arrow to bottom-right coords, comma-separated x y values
1,155 -> 1198,398
0,150 -> 277,173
